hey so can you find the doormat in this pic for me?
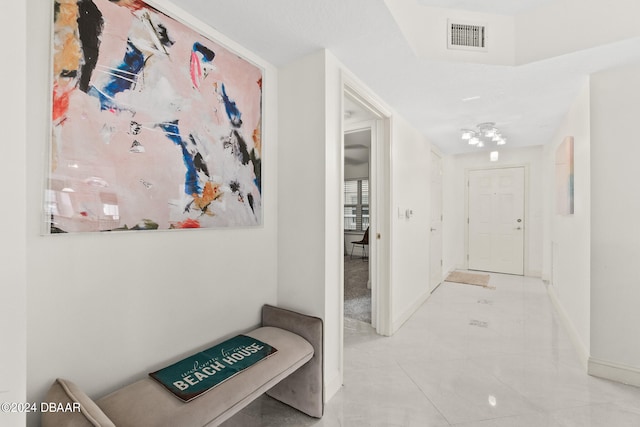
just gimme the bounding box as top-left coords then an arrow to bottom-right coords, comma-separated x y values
149,335 -> 277,402
445,271 -> 494,289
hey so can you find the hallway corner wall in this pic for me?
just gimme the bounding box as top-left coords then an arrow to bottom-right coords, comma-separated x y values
589,61 -> 640,386
541,78 -> 591,366
0,2 -> 27,427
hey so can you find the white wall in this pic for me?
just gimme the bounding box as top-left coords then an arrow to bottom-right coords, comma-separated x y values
324,52 -> 345,397
389,115 -> 433,330
278,50 -> 345,398
0,3 -> 27,427
541,80 -> 591,365
26,2 -> 279,425
277,51 -> 327,318
589,62 -> 640,385
443,146 -> 544,277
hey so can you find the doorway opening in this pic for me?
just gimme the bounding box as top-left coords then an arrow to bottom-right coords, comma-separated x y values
340,79 -> 392,342
343,95 -> 376,328
344,126 -> 372,324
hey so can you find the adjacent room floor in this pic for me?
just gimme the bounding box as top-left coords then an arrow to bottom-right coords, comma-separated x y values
343,255 -> 371,323
222,273 -> 640,426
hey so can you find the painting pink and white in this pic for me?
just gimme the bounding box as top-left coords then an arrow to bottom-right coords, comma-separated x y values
46,0 -> 263,233
555,136 -> 574,215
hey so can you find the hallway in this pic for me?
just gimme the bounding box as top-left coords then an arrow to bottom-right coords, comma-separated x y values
224,274 -> 640,426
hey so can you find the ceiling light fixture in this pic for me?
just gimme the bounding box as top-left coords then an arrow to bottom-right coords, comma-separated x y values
461,122 -> 507,160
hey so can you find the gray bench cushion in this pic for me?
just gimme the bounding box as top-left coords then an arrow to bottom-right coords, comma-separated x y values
96,327 -> 313,427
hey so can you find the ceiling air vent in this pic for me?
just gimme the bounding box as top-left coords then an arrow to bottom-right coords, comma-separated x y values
447,20 -> 487,52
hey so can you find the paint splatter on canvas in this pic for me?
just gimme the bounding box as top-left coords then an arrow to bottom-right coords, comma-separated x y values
46,0 -> 263,233
555,136 -> 574,215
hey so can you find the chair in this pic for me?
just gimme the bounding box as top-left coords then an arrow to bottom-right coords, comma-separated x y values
350,227 -> 369,260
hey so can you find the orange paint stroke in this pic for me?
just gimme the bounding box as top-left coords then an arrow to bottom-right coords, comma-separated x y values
192,182 -> 222,214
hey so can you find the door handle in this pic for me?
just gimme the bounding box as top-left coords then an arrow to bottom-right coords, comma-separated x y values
431,227 -> 437,232
516,227 -> 522,230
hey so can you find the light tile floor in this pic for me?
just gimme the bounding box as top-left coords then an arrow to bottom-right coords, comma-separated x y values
222,273 -> 640,426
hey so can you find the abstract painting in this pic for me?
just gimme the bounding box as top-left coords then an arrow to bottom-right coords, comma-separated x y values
46,0 -> 263,233
555,136 -> 574,215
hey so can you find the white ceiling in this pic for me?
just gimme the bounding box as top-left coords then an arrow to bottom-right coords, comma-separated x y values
345,129 -> 371,166
171,0 -> 640,154
415,0 -> 556,16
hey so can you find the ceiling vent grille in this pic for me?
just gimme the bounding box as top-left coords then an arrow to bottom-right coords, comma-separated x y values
448,20 -> 487,52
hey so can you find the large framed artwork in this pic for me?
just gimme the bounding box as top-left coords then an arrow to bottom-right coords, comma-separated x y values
46,0 -> 263,233
555,136 -> 574,215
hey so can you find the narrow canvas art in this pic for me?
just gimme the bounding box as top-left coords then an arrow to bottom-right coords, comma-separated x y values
555,136 -> 574,215
46,0 -> 263,233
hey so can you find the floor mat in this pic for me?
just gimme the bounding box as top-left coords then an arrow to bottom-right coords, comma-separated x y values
445,271 -> 494,289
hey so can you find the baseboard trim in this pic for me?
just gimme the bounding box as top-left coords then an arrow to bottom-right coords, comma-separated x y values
588,357 -> 640,387
546,284 -> 589,369
526,269 -> 542,278
391,288 -> 431,334
324,371 -> 342,402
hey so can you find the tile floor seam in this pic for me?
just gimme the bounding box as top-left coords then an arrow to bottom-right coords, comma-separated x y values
395,358 -> 453,426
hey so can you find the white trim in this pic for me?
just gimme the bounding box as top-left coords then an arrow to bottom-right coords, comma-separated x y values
392,289 -> 431,334
588,358 -> 640,388
547,284 -> 589,369
324,372 -> 343,402
341,72 -> 393,339
345,119 -> 377,134
429,150 -> 444,292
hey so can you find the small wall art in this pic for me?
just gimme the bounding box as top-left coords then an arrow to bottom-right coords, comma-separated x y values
555,136 -> 574,215
46,0 -> 263,233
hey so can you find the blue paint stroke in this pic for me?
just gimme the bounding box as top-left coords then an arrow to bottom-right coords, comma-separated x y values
221,83 -> 242,128
193,42 -> 215,62
158,121 -> 201,196
89,40 -> 145,111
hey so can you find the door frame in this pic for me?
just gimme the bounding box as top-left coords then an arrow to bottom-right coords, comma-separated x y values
340,75 -> 392,347
464,164 -> 530,276
429,149 -> 443,292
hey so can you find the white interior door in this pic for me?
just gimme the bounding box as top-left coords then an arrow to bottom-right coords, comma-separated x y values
429,152 -> 443,291
468,167 -> 524,275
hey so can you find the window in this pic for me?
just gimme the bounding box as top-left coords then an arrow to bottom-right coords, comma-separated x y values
344,179 -> 369,231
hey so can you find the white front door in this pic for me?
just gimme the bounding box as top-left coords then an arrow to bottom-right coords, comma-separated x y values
429,152 -> 443,291
468,167 -> 524,275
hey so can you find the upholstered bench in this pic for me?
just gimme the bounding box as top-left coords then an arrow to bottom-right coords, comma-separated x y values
42,305 -> 323,427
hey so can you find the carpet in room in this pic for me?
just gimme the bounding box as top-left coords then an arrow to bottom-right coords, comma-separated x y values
344,256 -> 371,323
